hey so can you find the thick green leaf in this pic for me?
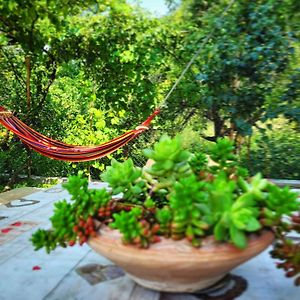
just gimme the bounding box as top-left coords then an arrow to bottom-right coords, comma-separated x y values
245,217 -> 261,232
229,225 -> 247,249
214,221 -> 227,241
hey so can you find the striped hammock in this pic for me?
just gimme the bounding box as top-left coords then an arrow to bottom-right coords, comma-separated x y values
0,106 -> 160,162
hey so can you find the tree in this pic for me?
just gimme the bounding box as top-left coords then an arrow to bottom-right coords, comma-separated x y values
0,0 -> 104,181
0,0 -> 182,181
161,0 -> 299,143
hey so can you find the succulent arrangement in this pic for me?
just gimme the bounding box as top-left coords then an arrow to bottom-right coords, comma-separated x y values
31,136 -> 300,285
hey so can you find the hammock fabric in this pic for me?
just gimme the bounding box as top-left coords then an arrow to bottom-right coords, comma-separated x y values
0,106 -> 160,162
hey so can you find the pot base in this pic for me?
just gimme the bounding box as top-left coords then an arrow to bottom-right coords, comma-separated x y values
128,273 -> 225,293
88,228 -> 274,293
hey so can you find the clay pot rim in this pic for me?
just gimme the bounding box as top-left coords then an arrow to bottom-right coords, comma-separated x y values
89,224 -> 275,256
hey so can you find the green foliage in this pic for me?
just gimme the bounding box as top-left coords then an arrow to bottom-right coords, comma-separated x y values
63,175 -> 89,200
110,208 -> 143,243
0,177 -> 58,193
211,173 -> 261,249
143,135 -> 192,180
31,228 -> 61,254
31,174 -> 110,252
101,158 -> 146,203
110,207 -> 161,248
32,136 -> 299,255
170,175 -> 210,247
144,135 -> 190,164
270,210 -> 300,286
262,185 -> 299,223
110,208 -> 145,245
163,0 -> 299,143
101,159 -> 141,189
240,124 -> 300,179
1,0 -> 299,183
155,206 -> 172,236
31,134 -> 299,289
208,138 -> 236,168
189,152 -> 208,173
212,173 -> 298,248
32,199 -> 76,253
0,0 -> 179,180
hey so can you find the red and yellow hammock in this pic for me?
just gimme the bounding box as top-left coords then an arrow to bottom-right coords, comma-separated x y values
0,106 -> 160,162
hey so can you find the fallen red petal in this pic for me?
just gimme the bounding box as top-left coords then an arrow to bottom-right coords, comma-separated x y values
32,266 -> 41,271
11,222 -> 22,226
1,228 -> 12,234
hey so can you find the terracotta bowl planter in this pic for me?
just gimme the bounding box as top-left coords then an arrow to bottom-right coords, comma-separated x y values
88,226 -> 274,292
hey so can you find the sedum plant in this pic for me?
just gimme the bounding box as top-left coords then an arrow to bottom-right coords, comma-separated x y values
31,135 -> 299,285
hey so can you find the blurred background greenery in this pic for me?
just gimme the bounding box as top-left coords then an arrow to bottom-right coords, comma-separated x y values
0,0 -> 299,190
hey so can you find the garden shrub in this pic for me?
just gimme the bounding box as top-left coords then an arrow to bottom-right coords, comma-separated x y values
240,126 -> 300,180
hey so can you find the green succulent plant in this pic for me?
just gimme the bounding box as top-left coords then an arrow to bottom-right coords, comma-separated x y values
100,158 -> 146,203
31,135 -> 299,284
143,135 -> 192,181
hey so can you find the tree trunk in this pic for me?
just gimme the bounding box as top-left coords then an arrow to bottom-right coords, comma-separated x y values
212,105 -> 224,140
25,55 -> 31,112
25,55 -> 32,178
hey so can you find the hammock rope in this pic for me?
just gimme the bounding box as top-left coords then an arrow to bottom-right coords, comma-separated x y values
0,0 -> 234,162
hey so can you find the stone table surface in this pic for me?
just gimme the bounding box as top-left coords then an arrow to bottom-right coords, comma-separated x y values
0,183 -> 299,300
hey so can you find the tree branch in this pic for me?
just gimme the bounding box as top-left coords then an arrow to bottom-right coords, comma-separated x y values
201,135 -> 217,142
25,55 -> 31,111
34,52 -> 58,112
0,48 -> 26,87
180,108 -> 197,129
